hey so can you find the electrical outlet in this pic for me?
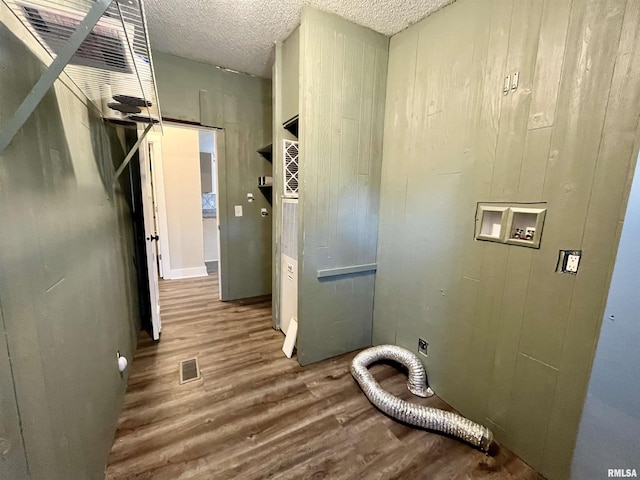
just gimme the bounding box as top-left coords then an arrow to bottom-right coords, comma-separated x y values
418,338 -> 428,356
558,250 -> 582,274
566,254 -> 580,273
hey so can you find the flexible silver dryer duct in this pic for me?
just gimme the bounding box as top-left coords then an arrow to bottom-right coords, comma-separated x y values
351,345 -> 494,453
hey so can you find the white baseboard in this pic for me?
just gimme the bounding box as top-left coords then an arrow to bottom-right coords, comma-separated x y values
169,266 -> 208,279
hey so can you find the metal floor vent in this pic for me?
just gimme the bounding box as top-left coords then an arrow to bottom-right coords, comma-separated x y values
179,358 -> 201,384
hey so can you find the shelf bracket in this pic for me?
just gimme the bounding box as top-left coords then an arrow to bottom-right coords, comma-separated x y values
114,122 -> 154,180
0,0 -> 113,156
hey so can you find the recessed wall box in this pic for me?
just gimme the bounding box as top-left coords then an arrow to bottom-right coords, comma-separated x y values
476,203 -> 547,248
476,205 -> 509,243
505,207 -> 546,249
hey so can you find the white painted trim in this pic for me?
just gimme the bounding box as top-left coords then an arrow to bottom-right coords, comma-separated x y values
213,129 -> 224,300
170,267 -> 208,279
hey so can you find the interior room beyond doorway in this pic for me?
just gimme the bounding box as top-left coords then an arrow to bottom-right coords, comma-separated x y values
148,123 -> 221,284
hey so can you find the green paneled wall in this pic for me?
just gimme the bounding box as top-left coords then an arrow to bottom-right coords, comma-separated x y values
281,27 -> 300,124
373,0 -> 640,478
0,298 -> 27,478
153,52 -> 273,300
572,139 -> 640,479
0,20 -> 140,480
297,7 -> 388,365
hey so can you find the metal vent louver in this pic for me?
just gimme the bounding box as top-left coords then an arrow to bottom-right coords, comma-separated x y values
282,199 -> 298,261
283,139 -> 299,198
2,0 -> 162,124
179,358 -> 201,384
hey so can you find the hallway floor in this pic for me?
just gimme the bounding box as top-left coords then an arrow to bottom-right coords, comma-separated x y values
105,274 -> 543,479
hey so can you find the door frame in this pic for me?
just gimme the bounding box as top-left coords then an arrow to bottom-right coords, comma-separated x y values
214,128 -> 227,300
148,121 -> 227,296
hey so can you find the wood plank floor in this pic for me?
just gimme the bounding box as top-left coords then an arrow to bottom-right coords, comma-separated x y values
106,274 -> 544,479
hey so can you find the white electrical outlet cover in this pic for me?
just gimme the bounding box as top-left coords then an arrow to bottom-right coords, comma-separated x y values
566,254 -> 580,272
234,205 -> 243,217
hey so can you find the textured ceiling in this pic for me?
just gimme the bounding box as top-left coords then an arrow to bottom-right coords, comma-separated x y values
144,0 -> 455,78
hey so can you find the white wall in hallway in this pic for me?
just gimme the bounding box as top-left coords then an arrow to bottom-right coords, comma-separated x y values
162,124 -> 207,279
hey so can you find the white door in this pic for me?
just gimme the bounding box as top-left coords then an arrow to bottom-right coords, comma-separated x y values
280,199 -> 298,334
151,142 -> 163,279
146,133 -> 171,280
280,256 -> 297,334
139,136 -> 161,340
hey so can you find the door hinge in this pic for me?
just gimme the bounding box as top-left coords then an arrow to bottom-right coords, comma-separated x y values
511,71 -> 520,91
503,74 -> 511,95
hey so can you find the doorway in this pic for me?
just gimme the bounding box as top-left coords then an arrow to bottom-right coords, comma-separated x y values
198,129 -> 220,278
141,123 -> 224,291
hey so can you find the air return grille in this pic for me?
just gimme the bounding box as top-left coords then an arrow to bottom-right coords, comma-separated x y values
283,139 -> 299,198
282,199 -> 298,261
179,358 -> 201,384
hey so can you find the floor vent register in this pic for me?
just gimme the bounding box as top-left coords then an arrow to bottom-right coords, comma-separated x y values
179,358 -> 201,384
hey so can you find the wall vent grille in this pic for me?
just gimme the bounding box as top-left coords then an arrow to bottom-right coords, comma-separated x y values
282,199 -> 298,261
283,139 -> 299,198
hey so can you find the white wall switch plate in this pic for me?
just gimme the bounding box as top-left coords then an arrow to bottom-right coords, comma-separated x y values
234,205 -> 243,217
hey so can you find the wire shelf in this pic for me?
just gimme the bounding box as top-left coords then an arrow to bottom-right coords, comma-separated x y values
2,0 -> 162,127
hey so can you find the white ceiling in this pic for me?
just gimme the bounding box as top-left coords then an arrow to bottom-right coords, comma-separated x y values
144,0 -> 455,78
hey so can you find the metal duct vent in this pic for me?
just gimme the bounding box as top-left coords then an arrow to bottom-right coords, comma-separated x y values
179,358 -> 201,384
282,199 -> 298,261
18,1 -> 133,73
351,345 -> 494,453
283,139 -> 299,198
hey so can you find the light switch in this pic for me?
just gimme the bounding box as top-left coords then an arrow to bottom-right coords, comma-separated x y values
234,205 -> 243,217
